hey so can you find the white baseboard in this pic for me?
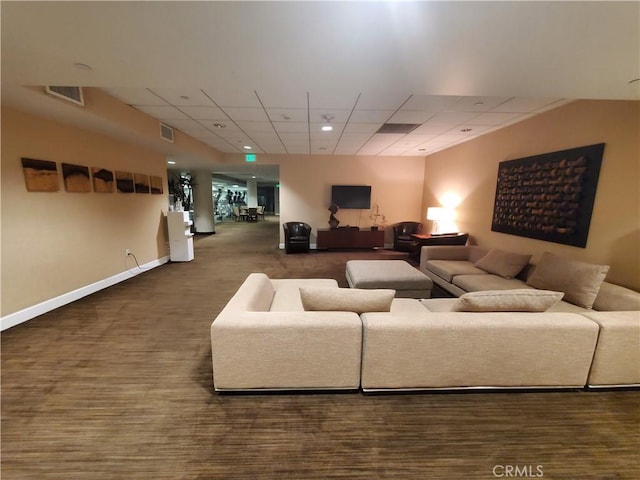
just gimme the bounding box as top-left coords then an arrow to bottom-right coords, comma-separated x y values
1,256 -> 170,331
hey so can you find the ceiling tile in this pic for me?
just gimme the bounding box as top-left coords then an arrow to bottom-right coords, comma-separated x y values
201,88 -> 261,108
388,110 -> 434,124
309,91 -> 359,110
309,109 -> 351,123
355,92 -> 411,110
343,123 -> 382,134
422,111 -> 479,126
103,88 -> 165,106
265,108 -> 308,122
179,105 -> 228,120
411,123 -> 457,136
285,145 -> 310,154
490,97 -> 563,113
273,122 -> 309,134
364,133 -> 405,147
148,88 -> 215,106
449,96 -> 512,112
279,132 -> 309,143
133,105 -> 189,120
338,132 -> 375,144
223,107 -> 269,121
256,90 -> 308,108
401,95 -> 460,111
357,143 -> 388,156
236,121 -> 277,133
466,112 -> 524,126
349,110 -> 394,123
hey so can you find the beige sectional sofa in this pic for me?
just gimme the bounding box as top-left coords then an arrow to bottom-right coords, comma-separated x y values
211,267 -> 640,392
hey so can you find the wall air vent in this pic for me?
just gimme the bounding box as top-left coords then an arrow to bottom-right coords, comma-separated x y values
159,123 -> 175,143
376,123 -> 420,134
45,86 -> 85,106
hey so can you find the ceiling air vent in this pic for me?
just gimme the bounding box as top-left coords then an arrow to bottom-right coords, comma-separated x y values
376,123 -> 420,134
159,123 -> 175,143
45,86 -> 85,106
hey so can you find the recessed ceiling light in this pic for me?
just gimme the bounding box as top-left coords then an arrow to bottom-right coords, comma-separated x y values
73,62 -> 93,71
243,145 -> 252,150
167,160 -> 176,165
213,123 -> 226,128
251,176 -> 257,179
321,125 -> 333,132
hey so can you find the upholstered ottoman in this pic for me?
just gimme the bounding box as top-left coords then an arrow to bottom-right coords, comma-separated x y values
346,260 -> 432,298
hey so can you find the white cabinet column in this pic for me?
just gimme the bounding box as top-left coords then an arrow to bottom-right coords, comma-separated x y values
193,170 -> 215,233
246,178 -> 258,208
167,211 -> 194,261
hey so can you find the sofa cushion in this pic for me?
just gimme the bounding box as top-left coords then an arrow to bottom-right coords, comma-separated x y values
474,249 -> 532,279
592,282 -> 640,311
452,274 -> 530,292
300,287 -> 395,314
452,289 -> 565,312
270,279 -> 339,312
425,260 -> 488,282
527,252 -> 609,309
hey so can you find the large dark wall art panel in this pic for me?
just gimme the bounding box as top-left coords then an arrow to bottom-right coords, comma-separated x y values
491,143 -> 605,248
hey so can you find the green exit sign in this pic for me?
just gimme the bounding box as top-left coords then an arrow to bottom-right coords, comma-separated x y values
245,153 -> 256,162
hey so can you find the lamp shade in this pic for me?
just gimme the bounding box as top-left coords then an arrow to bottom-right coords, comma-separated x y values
427,207 -> 457,234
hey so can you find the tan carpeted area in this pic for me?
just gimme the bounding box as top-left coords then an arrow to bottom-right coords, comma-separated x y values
2,216 -> 639,479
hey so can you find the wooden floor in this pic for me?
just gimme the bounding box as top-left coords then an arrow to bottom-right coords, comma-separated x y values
2,217 -> 639,479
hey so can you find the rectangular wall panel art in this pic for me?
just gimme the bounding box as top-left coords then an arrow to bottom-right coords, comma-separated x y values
62,163 -> 91,193
92,168 -> 114,193
491,143 -> 604,248
21,158 -> 59,192
134,173 -> 150,194
116,171 -> 135,193
150,175 -> 164,194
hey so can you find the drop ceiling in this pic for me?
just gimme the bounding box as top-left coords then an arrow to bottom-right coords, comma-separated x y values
2,1 -> 639,166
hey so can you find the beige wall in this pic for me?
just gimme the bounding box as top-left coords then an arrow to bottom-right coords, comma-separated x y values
422,100 -> 640,290
1,107 -> 170,316
270,154 -> 426,245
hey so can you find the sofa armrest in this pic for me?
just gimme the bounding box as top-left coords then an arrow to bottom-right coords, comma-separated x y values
581,311 -> 640,387
419,245 -> 487,269
211,311 -> 362,390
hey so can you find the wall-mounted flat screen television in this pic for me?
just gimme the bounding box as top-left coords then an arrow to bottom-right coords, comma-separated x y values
331,185 -> 372,209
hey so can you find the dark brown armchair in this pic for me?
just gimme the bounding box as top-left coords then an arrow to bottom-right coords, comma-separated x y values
392,221 -> 423,252
283,222 -> 312,254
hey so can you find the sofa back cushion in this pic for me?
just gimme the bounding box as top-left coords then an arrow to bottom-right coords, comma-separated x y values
226,273 -> 275,312
527,252 -> 609,309
300,287 -> 395,314
452,289 -> 564,312
592,282 -> 640,311
474,249 -> 532,279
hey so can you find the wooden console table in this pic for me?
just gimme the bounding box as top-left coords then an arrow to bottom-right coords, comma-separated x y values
317,228 -> 384,250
